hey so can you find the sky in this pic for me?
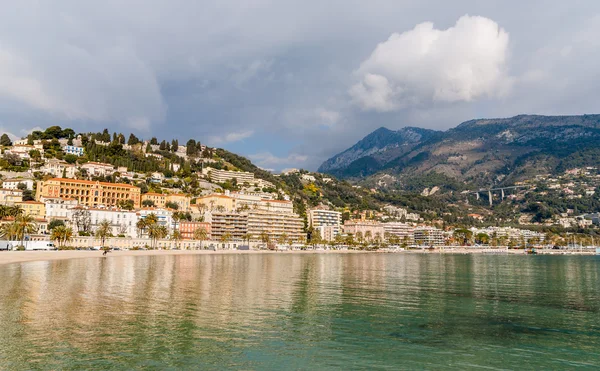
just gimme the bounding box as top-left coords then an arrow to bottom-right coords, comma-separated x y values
1,0 -> 600,171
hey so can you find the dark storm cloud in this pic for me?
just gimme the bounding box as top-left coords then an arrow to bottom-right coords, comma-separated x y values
1,0 -> 600,170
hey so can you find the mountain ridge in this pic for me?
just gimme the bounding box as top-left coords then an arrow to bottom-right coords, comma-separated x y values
319,114 -> 600,188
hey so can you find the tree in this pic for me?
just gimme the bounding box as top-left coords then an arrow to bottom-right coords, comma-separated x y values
48,219 -> 65,231
219,232 -> 232,247
148,223 -> 168,249
145,143 -> 152,153
165,201 -> 179,210
0,133 -> 12,146
51,225 -> 73,249
186,139 -> 197,156
142,199 -> 155,207
171,230 -> 182,249
150,137 -> 158,145
64,154 -> 78,164
171,139 -> 179,152
128,133 -> 140,145
14,215 -> 37,248
95,219 -> 112,248
309,229 -> 322,247
71,208 -> 91,232
193,227 -> 209,249
159,140 -> 167,151
117,199 -> 135,210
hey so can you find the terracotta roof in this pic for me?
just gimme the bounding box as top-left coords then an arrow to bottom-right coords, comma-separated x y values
16,201 -> 44,205
46,178 -> 139,189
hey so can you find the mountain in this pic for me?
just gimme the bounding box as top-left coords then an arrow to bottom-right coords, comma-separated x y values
317,126 -> 438,178
319,114 -> 600,189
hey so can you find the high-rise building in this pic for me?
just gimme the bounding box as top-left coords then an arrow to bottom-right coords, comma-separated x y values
36,178 -> 141,208
247,210 -> 305,243
308,208 -> 342,241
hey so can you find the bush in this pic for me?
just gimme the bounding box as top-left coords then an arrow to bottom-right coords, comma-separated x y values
16,245 -> 25,251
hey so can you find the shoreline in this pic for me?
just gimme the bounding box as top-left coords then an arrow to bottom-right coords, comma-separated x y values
0,248 -> 596,266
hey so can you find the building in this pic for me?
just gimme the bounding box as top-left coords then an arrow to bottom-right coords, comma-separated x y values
2,179 -> 34,190
383,222 -> 414,244
343,220 -> 385,242
141,192 -> 167,207
41,158 -> 77,179
87,208 -> 138,237
42,197 -> 78,219
166,194 -> 191,211
315,225 -> 339,242
14,201 -> 45,218
205,168 -> 255,183
36,178 -> 141,208
63,145 -> 84,156
205,212 -> 248,241
138,208 -> 174,230
197,194 -> 237,212
4,145 -> 36,160
413,227 -> 445,247
308,208 -> 342,241
179,221 -> 211,240
0,189 -> 23,205
247,209 -> 305,243
81,162 -> 114,177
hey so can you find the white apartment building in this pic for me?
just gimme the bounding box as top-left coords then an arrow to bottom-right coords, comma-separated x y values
2,179 -> 34,190
63,145 -> 84,156
81,162 -> 114,177
309,208 -> 342,241
138,208 -> 174,230
41,159 -> 77,178
383,222 -> 414,243
204,168 -> 255,183
413,227 -> 445,246
88,208 -> 138,237
42,197 -> 78,219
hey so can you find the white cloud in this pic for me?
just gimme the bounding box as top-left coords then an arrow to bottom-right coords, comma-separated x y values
209,130 -> 254,145
249,152 -> 308,169
350,15 -> 512,111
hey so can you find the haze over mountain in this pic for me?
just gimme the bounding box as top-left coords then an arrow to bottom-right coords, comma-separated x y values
319,114 -> 600,188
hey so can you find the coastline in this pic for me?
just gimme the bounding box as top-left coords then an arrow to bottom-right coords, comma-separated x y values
0,247 -> 595,266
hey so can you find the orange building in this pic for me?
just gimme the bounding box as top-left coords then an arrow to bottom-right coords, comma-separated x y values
179,221 -> 211,240
36,178 -> 141,208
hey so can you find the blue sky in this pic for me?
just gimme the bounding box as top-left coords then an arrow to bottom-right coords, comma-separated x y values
1,1 -> 600,171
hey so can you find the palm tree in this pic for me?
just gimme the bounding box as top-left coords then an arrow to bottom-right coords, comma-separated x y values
219,232 -> 232,248
241,233 -> 252,248
15,214 -> 37,248
51,225 -> 73,249
193,227 -> 208,249
278,233 -> 288,247
95,219 -> 112,248
148,224 -> 168,249
8,206 -> 23,218
0,221 -> 19,240
136,218 -> 147,237
171,230 -> 182,249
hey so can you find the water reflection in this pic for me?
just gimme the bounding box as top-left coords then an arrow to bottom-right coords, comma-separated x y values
0,254 -> 599,369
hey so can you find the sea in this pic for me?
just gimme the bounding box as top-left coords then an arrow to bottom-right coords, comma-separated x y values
0,253 -> 598,369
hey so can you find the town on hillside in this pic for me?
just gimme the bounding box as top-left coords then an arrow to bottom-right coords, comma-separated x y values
0,127 -> 597,252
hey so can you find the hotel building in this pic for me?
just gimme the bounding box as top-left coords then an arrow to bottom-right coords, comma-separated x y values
178,221 -> 212,240
36,178 -> 141,208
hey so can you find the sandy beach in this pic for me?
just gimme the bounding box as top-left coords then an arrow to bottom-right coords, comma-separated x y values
0,247 -> 595,266
0,249 -> 375,265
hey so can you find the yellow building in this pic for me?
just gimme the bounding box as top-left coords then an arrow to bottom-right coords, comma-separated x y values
15,201 -> 46,218
36,178 -> 141,208
196,194 -> 236,212
166,193 -> 190,211
141,193 -> 191,211
0,188 -> 23,205
141,192 -> 166,207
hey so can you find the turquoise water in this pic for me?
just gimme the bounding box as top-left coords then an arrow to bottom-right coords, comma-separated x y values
0,253 -> 599,370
